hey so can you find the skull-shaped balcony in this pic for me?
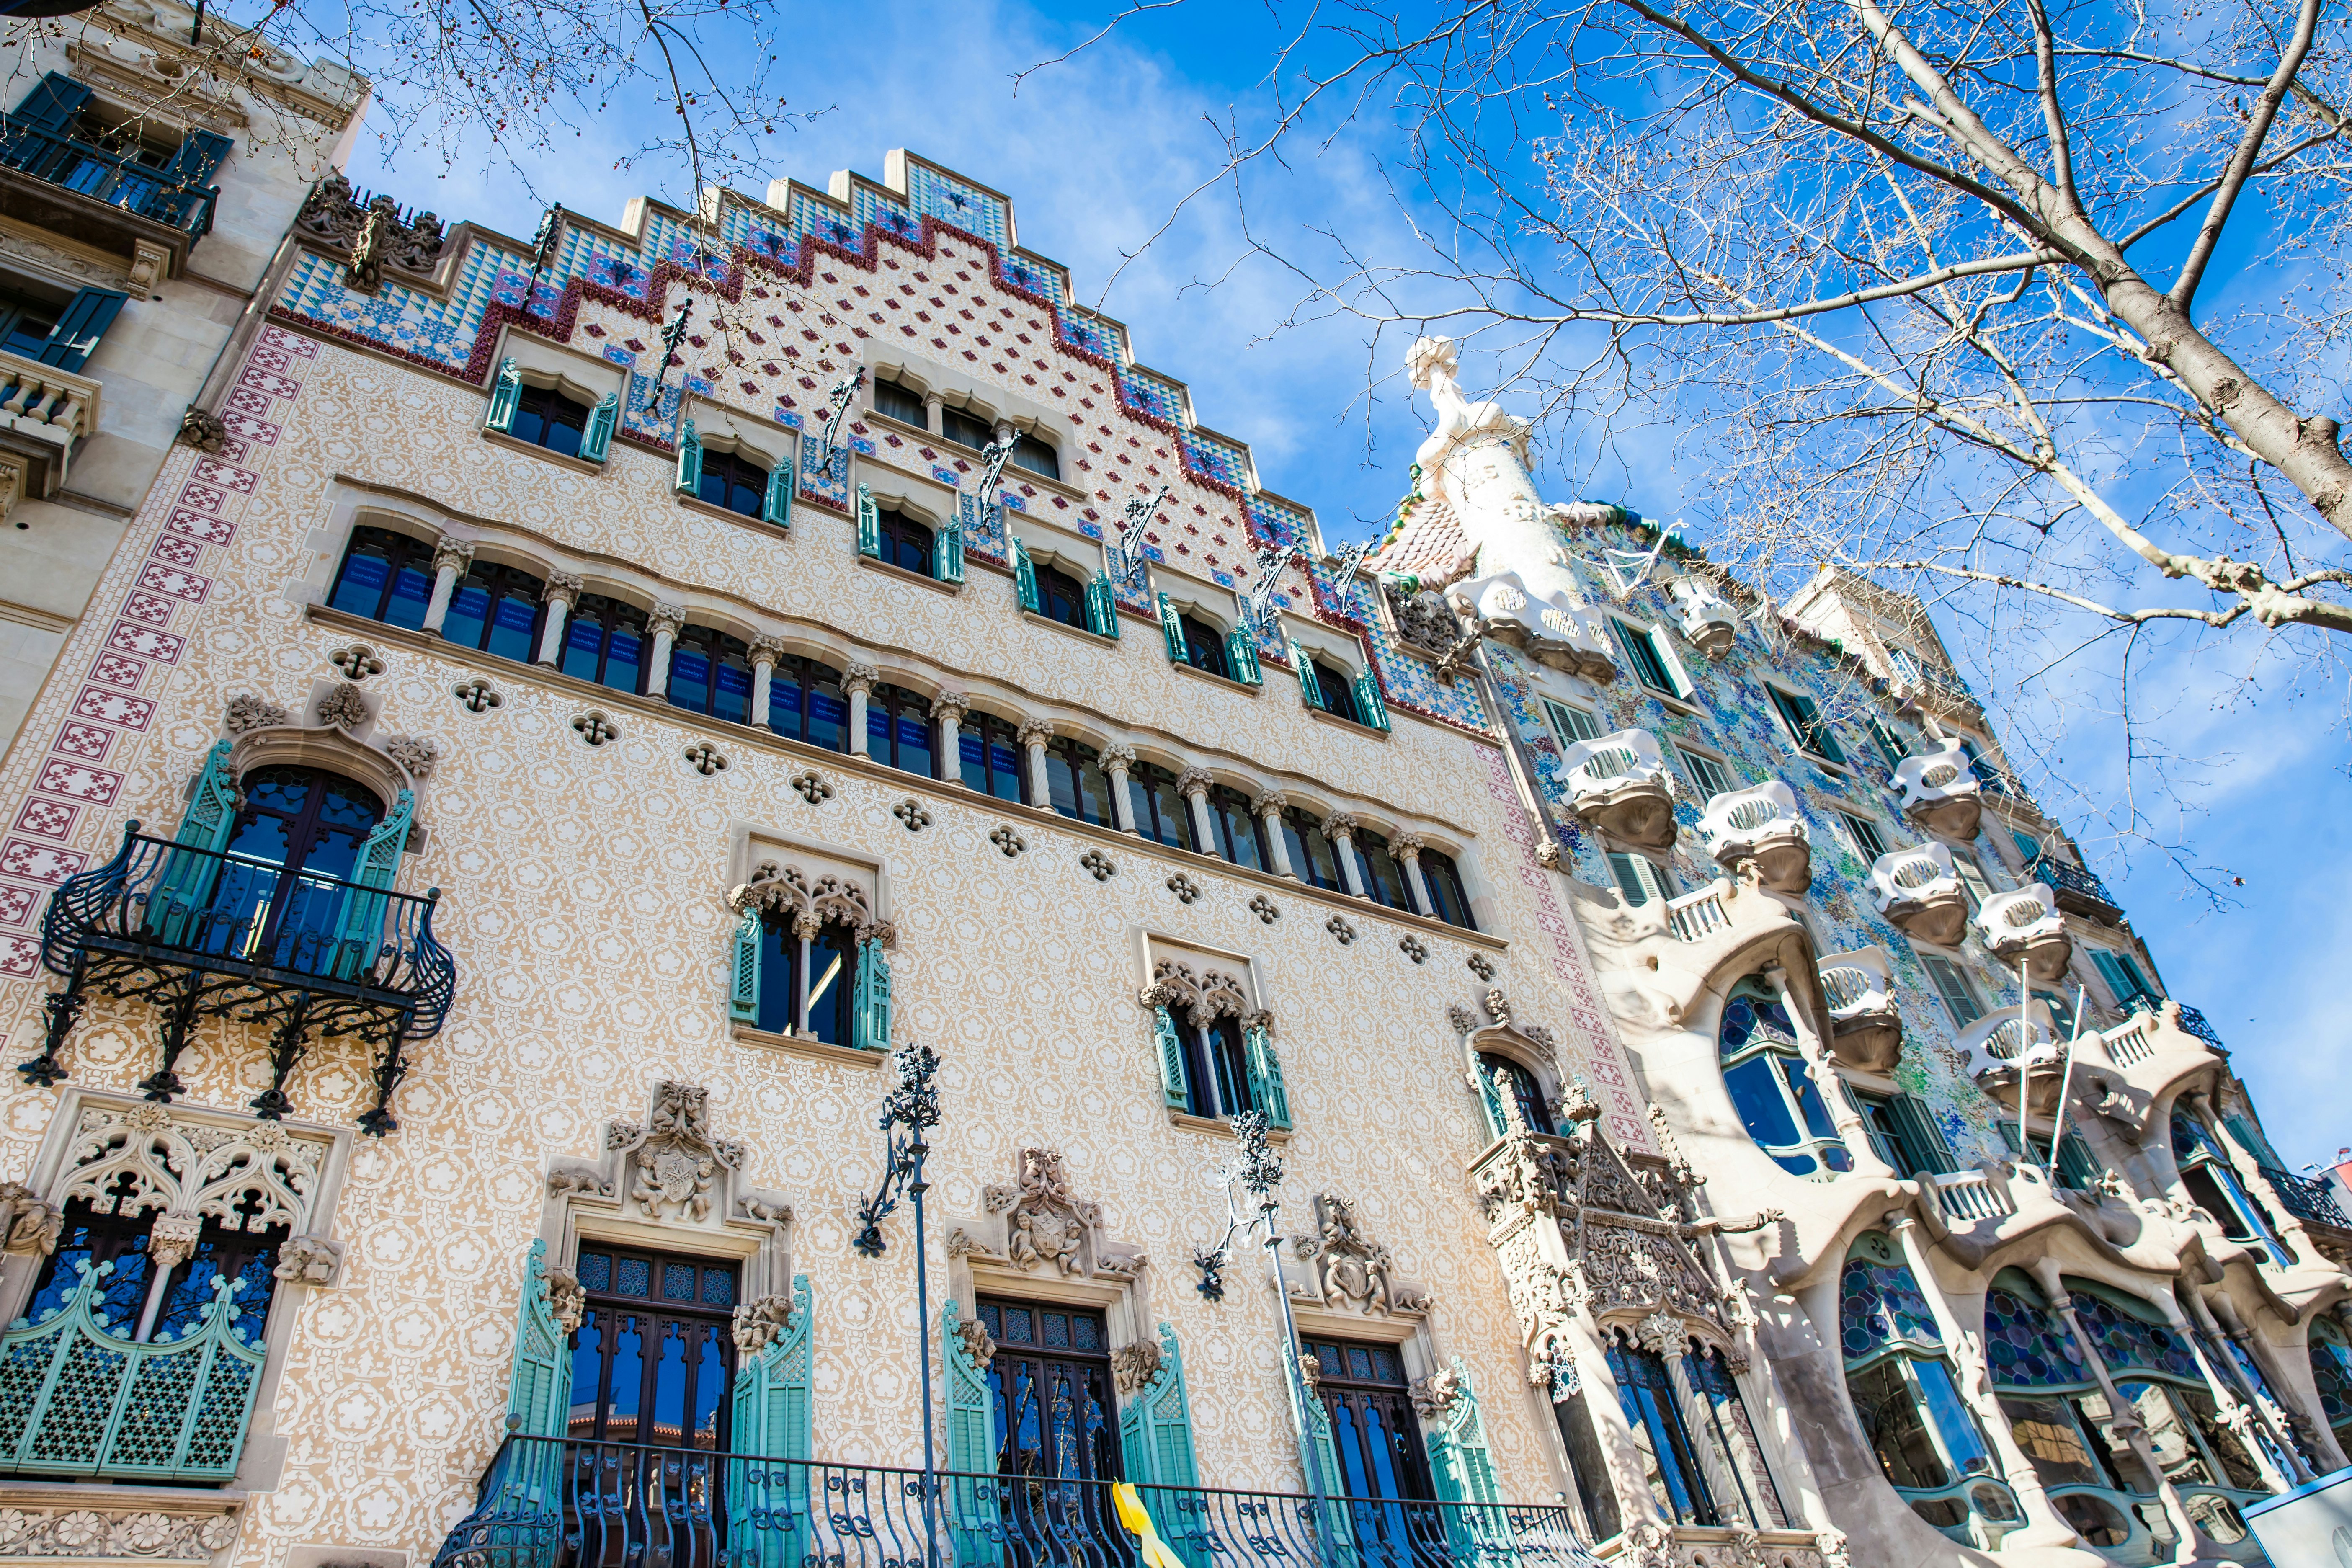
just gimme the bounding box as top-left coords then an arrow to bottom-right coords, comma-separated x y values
1895,739 -> 1983,841
1447,570 -> 1619,680
1667,575 -> 1739,657
1697,781 -> 1810,892
1963,1013 -> 2064,1116
1868,844 -> 1970,947
1817,946 -> 1902,1073
18,819 -> 456,1133
1976,885 -> 2071,980
1558,728 -> 1677,849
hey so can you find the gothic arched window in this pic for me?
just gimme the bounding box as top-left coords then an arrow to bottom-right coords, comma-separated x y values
1477,1052 -> 1553,1137
1718,980 -> 1852,1179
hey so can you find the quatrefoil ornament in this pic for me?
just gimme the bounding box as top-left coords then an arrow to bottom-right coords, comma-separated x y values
894,798 -> 933,832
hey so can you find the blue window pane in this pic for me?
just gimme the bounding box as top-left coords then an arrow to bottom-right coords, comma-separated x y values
756,919 -> 793,1033
714,661 -> 751,725
960,733 -> 986,792
894,716 -> 933,778
988,740 -> 1021,801
1915,1359 -> 1993,1474
383,565 -> 432,630
669,649 -> 713,713
869,706 -> 892,755
769,674 -> 805,740
1785,1058 -> 1841,1140
1047,755 -> 1078,819
487,594 -> 538,662
329,553 -> 389,617
443,584 -> 489,650
602,628 -> 642,693
561,620 -> 605,682
1725,1057 -> 1801,1147
808,691 -> 846,751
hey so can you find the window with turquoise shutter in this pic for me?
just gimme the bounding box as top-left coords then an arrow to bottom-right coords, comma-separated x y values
1083,573 -> 1120,639
1424,1359 -> 1509,1552
1118,1323 -> 1202,1522
1012,537 -> 1041,613
1150,1006 -> 1189,1110
1243,1020 -> 1291,1130
484,357 -> 524,433
941,1299 -> 1001,1558
727,1275 -> 814,1568
851,937 -> 892,1054
856,485 -> 881,558
1156,593 -> 1186,663
1224,624 -> 1262,684
674,417 -> 704,495
580,393 -> 619,462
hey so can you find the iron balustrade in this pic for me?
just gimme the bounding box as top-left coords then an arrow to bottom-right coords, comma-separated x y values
2119,995 -> 2224,1052
431,1434 -> 1603,1568
20,820 -> 455,1132
0,115 -> 219,235
2258,1167 -> 2352,1230
2027,855 -> 2121,920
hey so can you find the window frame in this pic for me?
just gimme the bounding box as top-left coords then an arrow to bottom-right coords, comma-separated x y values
1309,658 -> 1364,724
694,446 -> 771,520
1034,562 -> 1090,630
1606,850 -> 1674,908
939,405 -> 993,451
1920,954 -> 1986,1029
1204,784 -> 1266,870
1612,617 -> 1689,699
1543,697 -> 1603,748
1126,761 -> 1195,851
665,622 -> 755,724
560,592 -> 652,695
1351,828 -> 1413,911
1719,984 -> 1854,1181
764,652 -> 850,751
958,710 -> 1027,803
867,682 -> 941,780
1838,811 -> 1891,862
1418,848 -> 1478,930
327,524 -> 439,631
1278,806 -> 1346,892
872,505 -> 938,579
1766,683 -> 1847,766
1178,614 -> 1233,680
1677,745 -> 1735,800
1041,735 -> 1114,826
1009,432 -> 1060,480
871,376 -> 928,428
511,381 -> 595,458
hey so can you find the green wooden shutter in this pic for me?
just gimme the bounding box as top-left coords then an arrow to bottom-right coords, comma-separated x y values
1156,594 -> 1185,663
1084,573 -> 1119,639
1118,1323 -> 1200,1488
12,74 -> 90,132
1225,627 -> 1262,685
1291,643 -> 1325,711
856,485 -> 881,558
2055,1135 -> 2101,1191
1287,1350 -> 1346,1505
850,938 -> 891,1054
730,907 -> 762,1026
152,740 -> 241,941
484,358 -> 524,433
331,788 -> 413,977
1475,1066 -> 1509,1142
936,518 -> 965,585
1426,1360 -> 1510,1555
727,1275 -> 814,1568
1888,1093 -> 1958,1175
580,393 -> 619,462
1152,1006 -> 1189,1111
506,1239 -> 573,1438
943,1298 -> 1002,1564
761,458 -> 793,528
1352,667 -> 1390,732
2223,1114 -> 2284,1171
1010,538 -> 1039,612
675,418 -> 703,495
38,289 -> 127,373
1244,1023 -> 1292,1130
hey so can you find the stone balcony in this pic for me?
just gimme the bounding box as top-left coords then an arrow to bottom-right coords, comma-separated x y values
1867,844 -> 1970,946
1894,738 -> 1983,840
2075,1000 -> 2230,1148
1558,728 -> 1677,849
1816,945 -> 1901,1073
1962,1013 -> 2063,1116
1449,569 -> 1618,680
1666,575 -> 1738,656
1975,884 -> 2071,980
1696,781 -> 1810,893
0,351 -> 101,526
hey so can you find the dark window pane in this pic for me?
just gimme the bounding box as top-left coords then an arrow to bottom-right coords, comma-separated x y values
1011,434 -> 1059,479
941,407 -> 992,449
1421,851 -> 1476,929
874,379 -> 927,426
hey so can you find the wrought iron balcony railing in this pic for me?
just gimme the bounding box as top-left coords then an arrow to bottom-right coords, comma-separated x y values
21,821 -> 454,1134
0,1260 -> 261,1483
2120,994 -> 2223,1052
431,1434 -> 1603,1568
0,116 -> 219,235
2258,1167 -> 2352,1232
2027,854 -> 2121,921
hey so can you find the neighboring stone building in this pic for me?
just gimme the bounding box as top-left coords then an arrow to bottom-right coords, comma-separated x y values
0,0 -> 366,750
0,100 -> 2337,1568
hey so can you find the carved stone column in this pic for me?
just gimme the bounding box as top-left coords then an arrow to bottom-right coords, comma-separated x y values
423,537 -> 474,634
536,571 -> 584,666
1253,790 -> 1296,878
923,391 -> 943,436
748,634 -> 786,730
1885,1213 -> 2079,1548
1019,719 -> 1055,806
1392,832 -> 1434,916
1178,769 -> 1217,855
843,661 -> 879,756
643,603 -> 687,700
792,911 -> 821,1034
1101,743 -> 1137,832
2031,1260 -> 2200,1553
2205,1290 -> 2343,1472
933,692 -> 972,785
2164,1285 -> 2305,1486
1323,811 -> 1364,896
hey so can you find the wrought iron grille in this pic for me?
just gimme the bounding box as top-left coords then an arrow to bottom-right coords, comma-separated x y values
0,116 -> 219,234
2026,855 -> 2120,919
21,822 -> 456,1132
430,1435 -> 1603,1568
2259,1167 -> 2352,1230
0,1261 -> 262,1482
2120,995 -> 2224,1052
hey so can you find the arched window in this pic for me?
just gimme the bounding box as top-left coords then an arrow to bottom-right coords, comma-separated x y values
328,526 -> 436,629
23,1188 -> 289,1350
941,406 -> 992,450
1279,807 -> 1344,892
748,910 -> 862,1045
1304,1336 -> 1436,1505
1839,1234 -> 2017,1546
1311,659 -> 1362,723
1351,829 -> 1412,910
561,594 -> 648,694
667,625 -> 753,723
958,711 -> 1025,802
1718,981 -> 1852,1179
872,376 -> 926,427
1179,1014 -> 1260,1122
766,654 -> 848,750
1478,1052 -> 1554,1136
1205,785 -> 1264,871
1603,1328 -> 1720,1525
1035,565 -> 1087,630
442,558 -> 546,663
1009,433 -> 1059,480
204,766 -> 392,967
867,684 -> 937,779
2308,1318 -> 2352,1454
876,507 -> 935,577
512,384 -> 593,457
696,448 -> 769,519
2169,1111 -> 2288,1265
1420,849 -> 1476,930
1042,737 -> 1113,825
1126,763 -> 1193,851
567,1245 -> 738,1450
1179,616 -> 1231,680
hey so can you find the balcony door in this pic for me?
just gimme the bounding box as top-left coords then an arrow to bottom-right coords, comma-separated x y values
978,1297 -> 1121,1559
209,766 -> 383,964
1305,1336 -> 1436,1567
566,1245 -> 740,1450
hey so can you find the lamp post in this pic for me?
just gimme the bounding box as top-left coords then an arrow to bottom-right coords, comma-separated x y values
852,1041 -> 943,1568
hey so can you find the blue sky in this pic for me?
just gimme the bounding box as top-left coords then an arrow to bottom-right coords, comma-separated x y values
341,0 -> 2349,1171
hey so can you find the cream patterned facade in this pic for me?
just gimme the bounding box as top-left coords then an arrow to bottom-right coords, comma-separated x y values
0,59 -> 2335,1568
